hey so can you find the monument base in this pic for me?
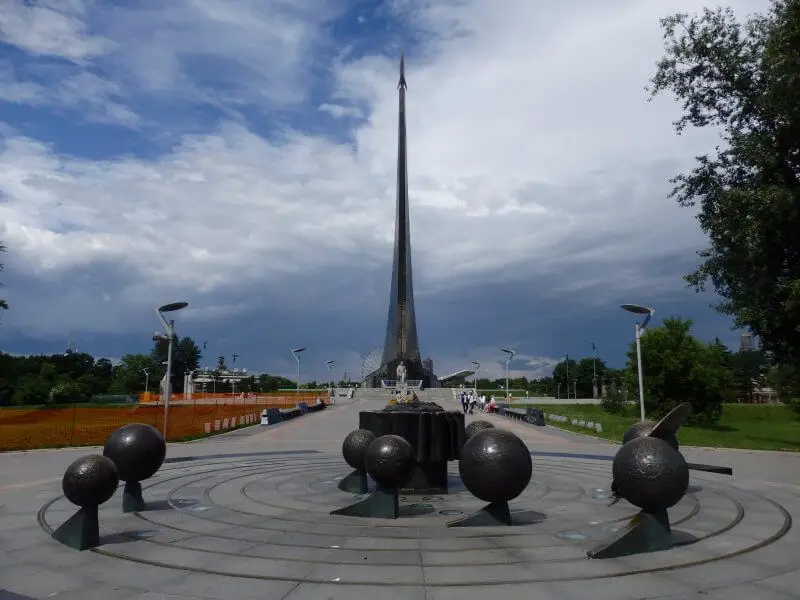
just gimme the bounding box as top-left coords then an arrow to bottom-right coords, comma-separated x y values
446,501 -> 511,527
52,506 -> 100,551
330,486 -> 399,519
588,509 -> 672,559
338,469 -> 369,494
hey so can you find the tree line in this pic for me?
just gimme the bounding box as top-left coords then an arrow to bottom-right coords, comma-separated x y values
0,332 -> 332,407
469,316 -> 791,423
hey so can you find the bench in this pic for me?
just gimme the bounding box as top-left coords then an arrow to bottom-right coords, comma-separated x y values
506,408 -> 527,421
281,407 -> 303,420
260,401 -> 327,426
492,405 -> 546,426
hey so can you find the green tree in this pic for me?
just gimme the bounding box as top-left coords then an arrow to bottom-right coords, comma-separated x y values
575,357 -> 607,398
150,335 -> 202,393
92,358 -> 114,394
552,358 -> 578,398
649,2 -> 800,383
624,318 -> 730,423
109,354 -> 159,394
49,381 -> 89,404
765,362 -> 800,412
729,349 -> 770,401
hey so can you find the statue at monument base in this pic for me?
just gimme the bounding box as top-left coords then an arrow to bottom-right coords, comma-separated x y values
396,361 -> 407,384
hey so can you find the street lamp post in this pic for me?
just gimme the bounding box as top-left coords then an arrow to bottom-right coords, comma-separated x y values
326,360 -> 335,394
154,301 -> 189,439
500,349 -> 514,400
472,361 -> 480,396
291,347 -> 306,393
564,354 -> 570,399
142,368 -> 149,395
621,303 -> 655,422
590,342 -> 598,399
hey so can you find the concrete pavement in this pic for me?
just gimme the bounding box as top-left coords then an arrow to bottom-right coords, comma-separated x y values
0,395 -> 798,599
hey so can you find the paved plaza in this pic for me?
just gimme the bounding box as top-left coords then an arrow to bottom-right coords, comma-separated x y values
1,395 -> 799,599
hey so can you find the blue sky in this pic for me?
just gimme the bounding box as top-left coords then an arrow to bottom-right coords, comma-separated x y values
0,0 -> 768,382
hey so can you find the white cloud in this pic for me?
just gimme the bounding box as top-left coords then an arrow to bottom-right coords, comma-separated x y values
0,0 -> 113,62
0,0 -> 348,124
318,103 -> 364,119
0,62 -> 140,127
0,0 -> 771,352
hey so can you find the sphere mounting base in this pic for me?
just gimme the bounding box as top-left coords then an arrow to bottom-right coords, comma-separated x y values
587,508 -> 672,559
122,480 -> 145,513
402,462 -> 448,494
330,486 -> 399,519
446,500 -> 512,528
51,506 -> 100,551
337,469 -> 369,495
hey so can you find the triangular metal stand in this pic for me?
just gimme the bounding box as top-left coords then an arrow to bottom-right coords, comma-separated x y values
330,486 -> 398,519
588,509 -> 672,559
337,469 -> 369,494
123,480 -> 145,513
52,506 -> 100,551
446,501 -> 511,527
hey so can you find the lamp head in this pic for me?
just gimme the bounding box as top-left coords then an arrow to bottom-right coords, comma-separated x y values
620,303 -> 654,316
158,301 -> 189,313
291,347 -> 306,354
500,348 -> 515,361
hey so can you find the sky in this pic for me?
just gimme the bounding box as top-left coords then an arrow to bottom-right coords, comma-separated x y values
0,0 -> 769,383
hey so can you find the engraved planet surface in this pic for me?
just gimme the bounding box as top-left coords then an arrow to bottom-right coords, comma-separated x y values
62,454 -> 120,507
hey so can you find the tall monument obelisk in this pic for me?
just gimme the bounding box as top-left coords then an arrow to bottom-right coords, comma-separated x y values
375,51 -> 429,387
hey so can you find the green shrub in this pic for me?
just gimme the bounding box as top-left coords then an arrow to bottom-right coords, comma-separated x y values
49,382 -> 89,404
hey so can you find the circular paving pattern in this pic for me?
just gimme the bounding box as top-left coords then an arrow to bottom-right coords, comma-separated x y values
37,450 -> 793,588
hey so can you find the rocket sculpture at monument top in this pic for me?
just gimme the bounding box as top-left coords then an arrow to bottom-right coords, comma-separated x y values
379,51 -> 427,385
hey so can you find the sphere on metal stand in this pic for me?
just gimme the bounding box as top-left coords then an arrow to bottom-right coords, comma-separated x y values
53,454 -> 120,551
449,428 -> 532,527
103,423 -> 166,512
612,436 -> 689,513
365,434 -> 415,490
464,420 -> 495,439
331,434 -> 415,519
342,429 -> 376,471
103,423 -> 167,482
62,454 -> 120,508
338,428 -> 376,494
459,428 -> 532,503
590,403 -> 703,560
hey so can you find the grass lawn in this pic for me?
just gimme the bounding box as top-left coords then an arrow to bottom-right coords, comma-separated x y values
513,402 -> 800,452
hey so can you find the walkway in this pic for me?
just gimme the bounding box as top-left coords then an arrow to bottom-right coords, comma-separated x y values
0,395 -> 798,599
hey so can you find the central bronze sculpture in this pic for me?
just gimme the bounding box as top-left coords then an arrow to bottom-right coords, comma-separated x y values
358,402 -> 465,493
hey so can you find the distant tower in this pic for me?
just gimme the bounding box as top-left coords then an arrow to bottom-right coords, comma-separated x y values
740,332 -> 756,352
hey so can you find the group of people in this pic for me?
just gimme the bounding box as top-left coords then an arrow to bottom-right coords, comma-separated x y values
459,390 -> 496,415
